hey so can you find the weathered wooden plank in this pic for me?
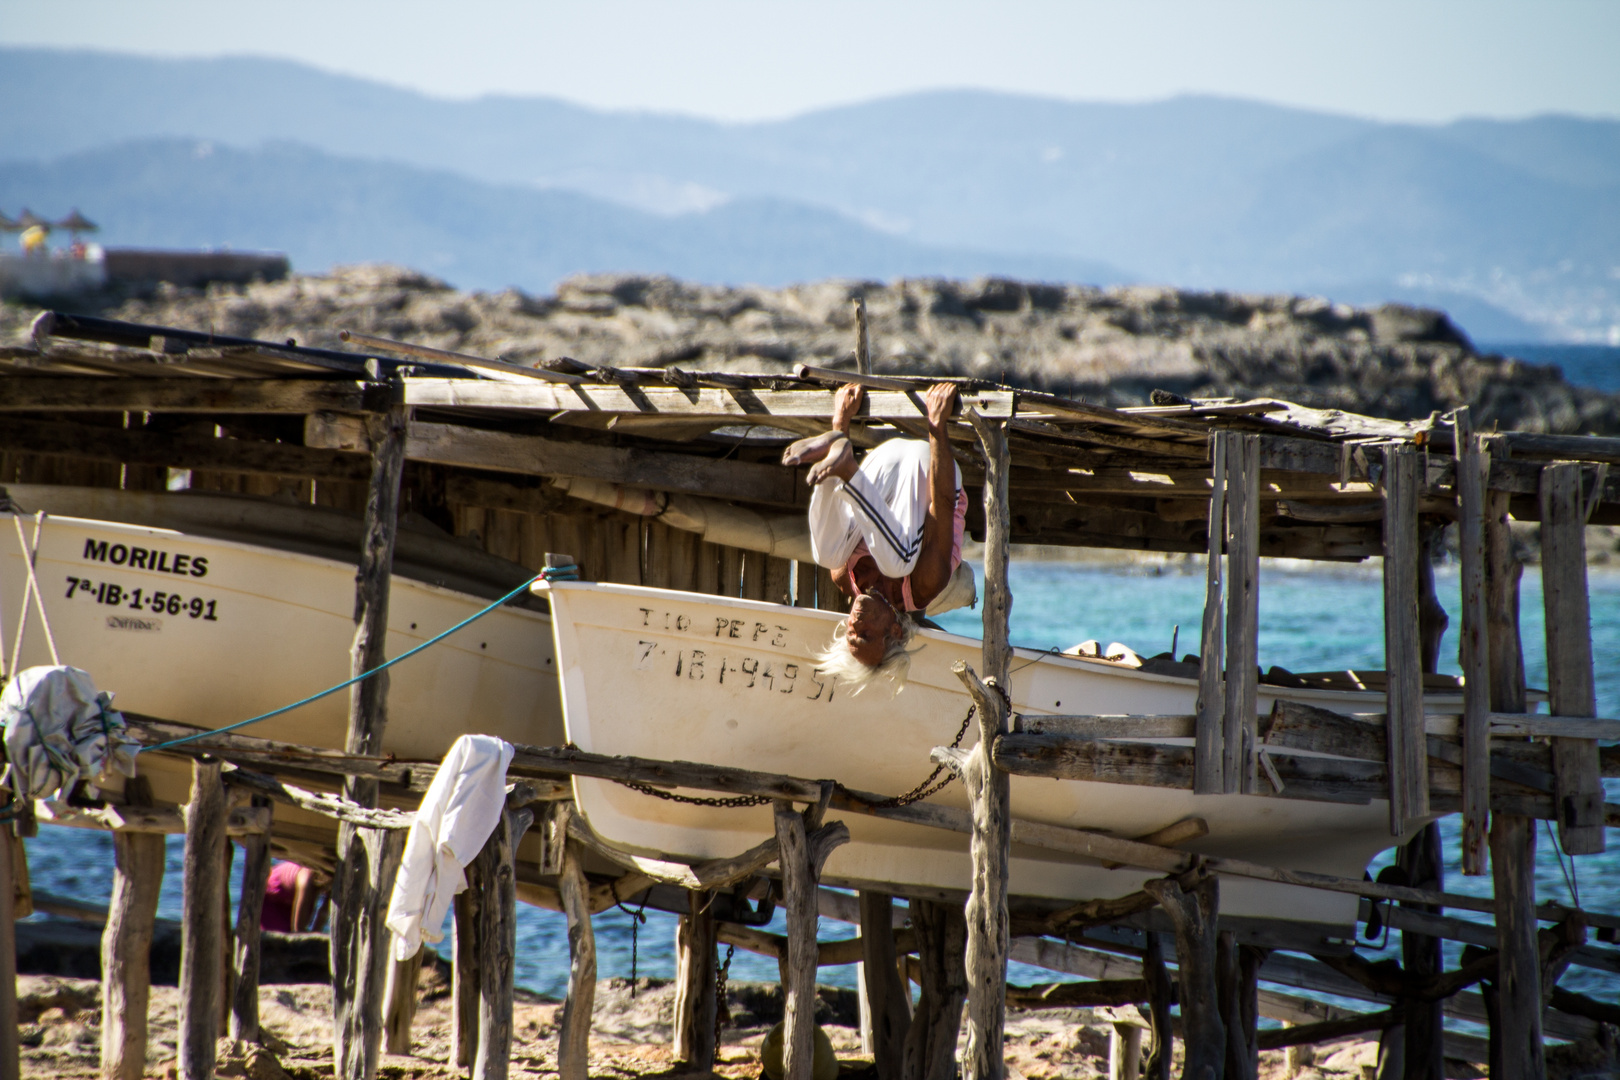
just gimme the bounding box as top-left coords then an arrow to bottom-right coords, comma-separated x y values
0,377 -> 379,413
506,744 -> 826,802
558,840 -> 596,1080
1025,714 -> 1199,739
1488,714 -> 1620,739
1455,411 -> 1491,876
35,798 -> 269,835
858,893 -> 909,1080
474,808 -> 521,1080
179,761 -> 227,1080
451,890 -> 480,1068
100,775 -> 164,1080
903,899 -> 969,1080
1399,823 -> 1445,1080
775,803 -> 819,1080
228,797 -> 273,1045
403,378 -> 1016,418
1490,815 -> 1545,1080
1195,432 -> 1227,793
1383,445 -> 1429,834
673,891 -> 717,1070
1224,432 -> 1261,794
1538,461 -> 1605,855
1144,869 -> 1224,1080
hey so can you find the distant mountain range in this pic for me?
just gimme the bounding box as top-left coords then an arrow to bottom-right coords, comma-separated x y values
3,47 -> 1617,344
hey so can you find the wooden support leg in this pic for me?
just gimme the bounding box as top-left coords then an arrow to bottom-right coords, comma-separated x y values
859,892 -> 910,1080
0,805 -> 19,1080
1193,433 -> 1227,795
180,760 -> 227,1080
1217,933 -> 1259,1080
902,899 -> 967,1080
330,826 -> 405,1080
1142,932 -> 1173,1080
1455,410 -> 1491,876
1110,1023 -> 1144,1080
220,839 -> 236,1033
673,891 -> 717,1070
474,807 -> 522,1080
1399,823 -> 1444,1080
774,801 -> 851,1080
452,890 -> 481,1068
1144,869 -> 1223,1080
1222,432 -> 1260,795
1382,445 -> 1429,835
382,948 -> 425,1057
558,839 -> 596,1080
229,797 -> 273,1045
1490,815 -> 1545,1080
101,775 -> 163,1080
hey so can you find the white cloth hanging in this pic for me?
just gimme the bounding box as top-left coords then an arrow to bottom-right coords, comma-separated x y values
1,665 -> 137,805
386,733 -> 515,960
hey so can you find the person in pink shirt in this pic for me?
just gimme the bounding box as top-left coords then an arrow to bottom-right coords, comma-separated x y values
784,382 -> 975,695
261,861 -> 319,933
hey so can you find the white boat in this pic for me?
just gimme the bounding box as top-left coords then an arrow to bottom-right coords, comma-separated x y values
0,485 -> 564,820
541,579 -> 1467,928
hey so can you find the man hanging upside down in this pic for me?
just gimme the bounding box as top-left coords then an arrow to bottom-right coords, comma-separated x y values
782,382 -> 976,695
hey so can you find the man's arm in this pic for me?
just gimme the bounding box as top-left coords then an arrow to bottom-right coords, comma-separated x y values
906,383 -> 960,609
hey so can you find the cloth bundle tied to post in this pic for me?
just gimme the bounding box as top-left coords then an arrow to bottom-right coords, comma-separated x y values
1,665 -> 138,804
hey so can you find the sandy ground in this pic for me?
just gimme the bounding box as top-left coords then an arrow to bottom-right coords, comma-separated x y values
13,972 -> 1403,1080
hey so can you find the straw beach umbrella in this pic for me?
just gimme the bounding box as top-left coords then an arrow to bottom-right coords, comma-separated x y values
56,209 -> 98,239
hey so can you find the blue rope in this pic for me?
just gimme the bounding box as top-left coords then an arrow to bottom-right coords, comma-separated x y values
140,574 -> 540,754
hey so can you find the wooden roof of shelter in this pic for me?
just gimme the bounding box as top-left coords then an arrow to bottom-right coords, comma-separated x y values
5,310 -> 1620,563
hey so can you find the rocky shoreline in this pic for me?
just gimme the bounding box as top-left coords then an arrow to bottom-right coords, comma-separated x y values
6,266 -> 1619,436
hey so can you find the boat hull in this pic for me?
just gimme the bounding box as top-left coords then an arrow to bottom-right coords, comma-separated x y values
1,511 -> 564,821
544,580 -> 1450,927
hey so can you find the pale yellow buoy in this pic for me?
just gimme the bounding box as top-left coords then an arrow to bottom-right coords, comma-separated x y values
760,1020 -> 839,1080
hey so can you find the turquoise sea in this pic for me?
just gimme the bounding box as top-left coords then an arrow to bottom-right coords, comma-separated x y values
21,559 -> 1620,1008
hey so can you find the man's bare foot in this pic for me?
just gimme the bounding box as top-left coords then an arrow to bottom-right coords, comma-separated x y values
781,429 -> 845,467
806,436 -> 855,486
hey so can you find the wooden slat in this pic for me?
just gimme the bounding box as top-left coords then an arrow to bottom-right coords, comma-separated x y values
0,377 -> 377,413
1382,444 -> 1428,833
1455,411 -> 1491,875
1539,461 -> 1606,855
1223,432 -> 1260,793
1489,715 -> 1620,740
1194,433 -> 1227,793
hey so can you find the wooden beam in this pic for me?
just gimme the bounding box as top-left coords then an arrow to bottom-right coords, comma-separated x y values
0,377 -> 379,413
859,892 -> 910,1080
557,840 -> 595,1080
451,891 -> 479,1069
228,797 -> 273,1045
100,775 -> 164,1080
903,899 -> 968,1080
507,744 -> 826,803
1538,462 -> 1605,855
1490,816 -> 1546,1080
1383,445 -> 1429,833
1225,432 -> 1261,794
673,890 -> 718,1070
774,804 -> 851,1080
382,948 -> 425,1057
179,761 -> 227,1080
1144,869 -> 1224,1080
474,806 -> 526,1080
403,377 -> 1016,419
1455,411 -> 1492,876
1143,933 -> 1173,1080
1256,1008 -> 1401,1050
1195,432 -> 1227,793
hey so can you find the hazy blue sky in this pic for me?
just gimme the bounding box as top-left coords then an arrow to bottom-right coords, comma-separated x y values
5,0 -> 1617,123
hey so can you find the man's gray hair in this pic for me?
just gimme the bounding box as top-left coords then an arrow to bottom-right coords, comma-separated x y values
814,616 -> 920,697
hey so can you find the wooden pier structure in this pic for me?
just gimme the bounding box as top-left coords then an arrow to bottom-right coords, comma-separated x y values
1,307 -> 1619,1080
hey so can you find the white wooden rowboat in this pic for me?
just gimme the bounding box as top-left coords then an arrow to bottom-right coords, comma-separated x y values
0,486 -> 564,817
541,579 -> 1467,928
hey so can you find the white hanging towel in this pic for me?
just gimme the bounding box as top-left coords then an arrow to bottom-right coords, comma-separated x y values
386,733 -> 515,960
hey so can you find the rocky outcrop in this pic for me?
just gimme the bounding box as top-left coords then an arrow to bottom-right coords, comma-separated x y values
8,266 -> 1617,434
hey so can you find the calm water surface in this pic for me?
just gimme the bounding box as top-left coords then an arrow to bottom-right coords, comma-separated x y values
23,560 -> 1620,1006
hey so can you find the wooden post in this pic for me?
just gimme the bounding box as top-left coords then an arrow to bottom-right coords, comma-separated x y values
382,948 -> 425,1057
1143,869 -> 1224,1080
902,899 -> 968,1080
474,806 -> 525,1080
794,560 -> 817,608
1194,433 -> 1227,794
1481,458 -> 1544,1080
229,795 -> 273,1045
859,892 -> 910,1080
1416,525 -> 1449,676
1538,462 -> 1605,854
452,890 -> 481,1068
1455,410 -> 1491,876
0,793 -> 19,1080
1223,432 -> 1259,794
1382,445 -> 1428,834
1109,1022 -> 1144,1080
959,409 -> 1012,1080
1399,823 -> 1444,1080
100,775 -> 163,1080
332,398 -> 408,1080
1217,934 -> 1261,1080
179,760 -> 227,1080
673,891 -> 718,1070
1142,932 -> 1173,1080
855,295 -> 872,376
558,839 -> 596,1080
775,803 -> 815,1080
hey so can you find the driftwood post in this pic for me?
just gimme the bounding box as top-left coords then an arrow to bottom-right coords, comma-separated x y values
1144,869 -> 1223,1080
0,790 -> 18,1080
855,295 -> 872,375
100,775 -> 164,1080
1539,462 -> 1605,854
452,890 -> 482,1067
673,891 -> 718,1070
954,407 -> 1013,1080
1223,432 -> 1260,794
859,892 -> 910,1080
1481,451 -> 1544,1080
331,398 -> 408,1080
1381,445 -> 1428,835
179,760 -> 227,1080
1399,823 -> 1444,1080
474,805 -> 530,1080
1217,934 -> 1260,1080
1454,410 -> 1491,875
1142,932 -> 1173,1080
902,899 -> 968,1080
1194,433 -> 1227,793
229,795 -> 274,1044
774,800 -> 851,1080
382,948 -> 425,1057
558,839 -> 596,1080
